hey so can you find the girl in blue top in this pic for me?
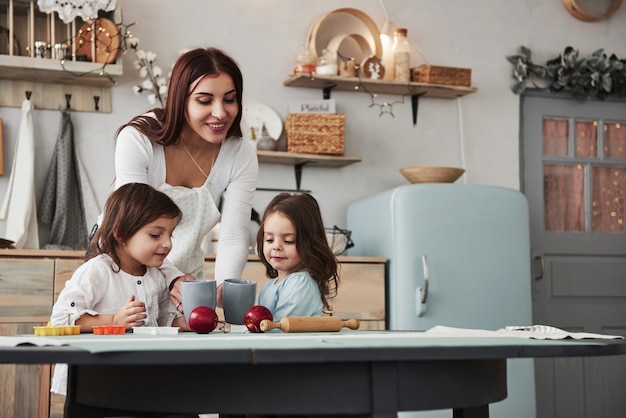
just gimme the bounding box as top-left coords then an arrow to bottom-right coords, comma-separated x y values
256,193 -> 339,320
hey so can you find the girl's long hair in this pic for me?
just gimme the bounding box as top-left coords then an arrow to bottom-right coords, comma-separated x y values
256,193 -> 339,311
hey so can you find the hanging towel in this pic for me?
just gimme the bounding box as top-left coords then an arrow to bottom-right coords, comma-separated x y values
0,99 -> 40,249
76,153 -> 101,232
38,108 -> 88,250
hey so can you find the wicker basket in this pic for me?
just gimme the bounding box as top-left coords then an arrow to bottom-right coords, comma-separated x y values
286,113 -> 345,155
411,65 -> 472,87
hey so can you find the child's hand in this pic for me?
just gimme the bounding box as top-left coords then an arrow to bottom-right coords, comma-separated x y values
170,274 -> 196,312
172,315 -> 192,332
114,295 -> 147,329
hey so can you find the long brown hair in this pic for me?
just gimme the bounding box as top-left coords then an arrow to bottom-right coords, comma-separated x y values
256,193 -> 339,311
88,183 -> 182,269
117,47 -> 244,144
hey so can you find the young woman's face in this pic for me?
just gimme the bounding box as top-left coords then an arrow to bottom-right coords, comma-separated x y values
262,212 -> 304,280
118,216 -> 178,276
183,72 -> 239,144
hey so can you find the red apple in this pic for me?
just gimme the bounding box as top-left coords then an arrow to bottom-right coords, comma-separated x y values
188,306 -> 218,334
244,305 -> 273,333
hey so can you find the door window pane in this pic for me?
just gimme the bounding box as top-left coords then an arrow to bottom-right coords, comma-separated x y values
575,120 -> 598,158
604,122 -> 626,160
592,166 -> 626,232
543,118 -> 569,157
544,164 -> 585,231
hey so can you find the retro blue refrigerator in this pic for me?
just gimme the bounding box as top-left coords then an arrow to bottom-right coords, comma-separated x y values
346,183 -> 536,418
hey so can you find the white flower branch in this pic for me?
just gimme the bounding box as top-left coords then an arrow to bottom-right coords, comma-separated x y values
129,38 -> 169,107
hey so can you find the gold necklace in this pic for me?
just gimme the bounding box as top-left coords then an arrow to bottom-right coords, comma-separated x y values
180,139 -> 220,178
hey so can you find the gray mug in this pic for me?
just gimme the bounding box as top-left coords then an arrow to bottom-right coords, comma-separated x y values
181,280 -> 217,325
222,279 -> 257,325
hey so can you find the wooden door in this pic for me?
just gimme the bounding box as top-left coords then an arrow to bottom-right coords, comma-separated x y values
521,92 -> 626,418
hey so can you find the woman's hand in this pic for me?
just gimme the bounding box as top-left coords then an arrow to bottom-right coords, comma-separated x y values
216,283 -> 224,308
170,274 -> 196,313
114,295 -> 147,329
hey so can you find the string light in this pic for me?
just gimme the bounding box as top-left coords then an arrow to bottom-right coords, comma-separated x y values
337,51 -> 407,118
367,92 -> 405,118
58,20 -> 136,85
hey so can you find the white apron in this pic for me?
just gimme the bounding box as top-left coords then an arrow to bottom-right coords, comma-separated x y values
159,182 -> 220,279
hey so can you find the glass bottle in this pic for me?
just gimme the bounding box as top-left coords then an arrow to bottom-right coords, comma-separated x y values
316,48 -> 338,75
294,45 -> 316,74
392,28 -> 411,82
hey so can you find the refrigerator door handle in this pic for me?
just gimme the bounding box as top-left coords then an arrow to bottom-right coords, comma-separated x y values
416,255 -> 429,317
533,255 -> 544,280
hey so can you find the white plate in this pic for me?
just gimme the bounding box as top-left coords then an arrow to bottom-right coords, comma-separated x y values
132,327 -> 179,335
306,8 -> 382,60
241,100 -> 283,141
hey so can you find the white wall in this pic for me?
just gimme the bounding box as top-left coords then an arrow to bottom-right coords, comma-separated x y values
1,0 -> 625,245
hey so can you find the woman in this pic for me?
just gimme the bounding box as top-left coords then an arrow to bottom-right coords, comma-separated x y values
114,47 -> 258,307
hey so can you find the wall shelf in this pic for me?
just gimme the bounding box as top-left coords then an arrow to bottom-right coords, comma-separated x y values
0,56 -> 119,112
0,56 -> 120,112
0,55 -> 122,86
0,2 -> 122,112
284,73 -> 477,99
284,73 -> 477,125
256,150 -> 361,192
257,150 -> 361,167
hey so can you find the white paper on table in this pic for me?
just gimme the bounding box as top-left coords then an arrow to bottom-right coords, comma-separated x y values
0,336 -> 67,347
425,325 -> 624,340
501,325 -> 624,340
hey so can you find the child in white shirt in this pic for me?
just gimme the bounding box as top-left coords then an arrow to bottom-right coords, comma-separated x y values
50,183 -> 191,396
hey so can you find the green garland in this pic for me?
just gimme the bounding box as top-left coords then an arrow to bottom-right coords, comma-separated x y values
506,46 -> 626,99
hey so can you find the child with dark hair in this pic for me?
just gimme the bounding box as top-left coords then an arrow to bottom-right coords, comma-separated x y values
53,182 -> 188,332
255,192 -> 339,321
50,183 -> 192,397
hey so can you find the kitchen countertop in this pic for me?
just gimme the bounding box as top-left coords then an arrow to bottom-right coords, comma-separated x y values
0,248 -> 385,263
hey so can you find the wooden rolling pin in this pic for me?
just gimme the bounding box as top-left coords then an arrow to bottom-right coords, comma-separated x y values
259,316 -> 360,333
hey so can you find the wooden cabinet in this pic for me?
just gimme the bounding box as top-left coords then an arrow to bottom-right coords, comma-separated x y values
0,249 -> 386,418
0,253 -> 69,418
